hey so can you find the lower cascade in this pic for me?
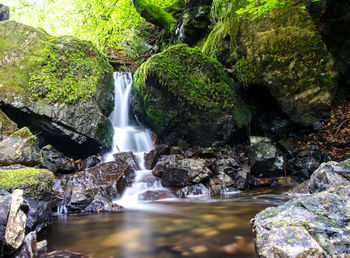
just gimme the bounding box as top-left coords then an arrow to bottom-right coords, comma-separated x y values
104,72 -> 174,208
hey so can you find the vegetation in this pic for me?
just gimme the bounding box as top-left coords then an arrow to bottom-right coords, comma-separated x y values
0,168 -> 55,197
3,0 -> 178,50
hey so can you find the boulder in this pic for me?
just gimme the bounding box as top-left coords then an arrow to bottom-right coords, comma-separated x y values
0,4 -> 9,21
0,21 -> 113,158
248,137 -> 284,177
203,0 -> 337,126
144,144 -> 170,170
152,155 -> 213,188
292,159 -> 350,194
113,152 -> 140,171
0,168 -> 55,197
4,189 -> 26,253
53,161 -> 134,212
22,198 -> 52,233
251,185 -> 350,257
74,155 -> 101,173
0,109 -> 18,141
180,183 -> 211,196
132,44 -> 251,146
0,127 -> 41,166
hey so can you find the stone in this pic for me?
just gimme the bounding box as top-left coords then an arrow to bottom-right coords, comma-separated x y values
251,185 -> 350,257
0,193 -> 11,254
132,44 -> 251,146
138,190 -> 174,201
181,183 -> 211,197
0,21 -> 113,157
113,152 -> 140,171
0,4 -> 9,21
249,137 -> 284,177
54,161 -> 134,212
292,159 -> 350,194
0,127 -> 41,166
144,144 -> 170,170
152,155 -> 213,188
38,250 -> 87,258
22,198 -> 52,233
4,189 -> 26,252
0,109 -> 18,141
74,155 -> 101,172
40,145 -> 75,174
203,0 -> 337,126
13,231 -> 37,258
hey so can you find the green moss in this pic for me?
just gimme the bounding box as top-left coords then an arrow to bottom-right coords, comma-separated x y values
235,57 -> 264,86
134,44 -> 251,128
0,110 -> 18,137
0,168 -> 54,197
0,21 -> 113,104
10,127 -> 38,145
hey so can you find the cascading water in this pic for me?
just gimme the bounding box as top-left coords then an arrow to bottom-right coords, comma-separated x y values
104,72 -> 174,209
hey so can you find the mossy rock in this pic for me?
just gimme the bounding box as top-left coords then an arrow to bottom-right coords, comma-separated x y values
0,109 -> 18,140
0,127 -> 41,166
0,168 -> 54,197
203,0 -> 337,126
0,21 -> 114,156
133,44 -> 251,146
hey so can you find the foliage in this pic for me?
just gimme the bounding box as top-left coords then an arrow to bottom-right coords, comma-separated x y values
236,0 -> 320,20
2,0 -> 178,50
0,168 -> 54,197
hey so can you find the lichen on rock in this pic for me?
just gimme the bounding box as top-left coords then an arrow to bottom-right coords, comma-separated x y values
132,43 -> 251,146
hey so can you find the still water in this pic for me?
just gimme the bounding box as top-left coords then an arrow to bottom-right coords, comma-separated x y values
41,187 -> 291,258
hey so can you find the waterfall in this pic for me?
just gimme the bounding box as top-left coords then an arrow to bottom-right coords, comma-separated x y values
104,72 -> 174,209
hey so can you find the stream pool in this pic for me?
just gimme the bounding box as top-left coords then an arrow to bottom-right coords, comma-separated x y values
40,187 -> 292,258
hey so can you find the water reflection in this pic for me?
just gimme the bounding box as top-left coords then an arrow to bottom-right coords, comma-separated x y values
41,187 -> 292,258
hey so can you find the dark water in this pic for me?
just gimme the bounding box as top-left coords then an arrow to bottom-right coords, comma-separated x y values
40,187 -> 292,258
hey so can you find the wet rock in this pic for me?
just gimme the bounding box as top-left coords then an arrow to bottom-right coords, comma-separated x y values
0,109 -> 18,141
4,189 -> 26,253
0,127 -> 41,166
54,161 -> 134,212
13,231 -> 37,258
74,155 -> 100,172
0,21 -> 113,158
251,185 -> 350,257
40,145 -> 75,174
292,159 -> 350,194
138,190 -> 174,201
249,177 -> 272,187
181,183 -> 211,197
144,144 -> 170,170
38,250 -> 87,258
153,155 -> 212,188
113,152 -> 140,170
230,168 -> 250,190
0,4 -> 9,21
22,198 -> 52,233
249,137 -> 284,177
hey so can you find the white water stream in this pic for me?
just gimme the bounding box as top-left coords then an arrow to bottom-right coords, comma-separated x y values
104,72 -> 173,209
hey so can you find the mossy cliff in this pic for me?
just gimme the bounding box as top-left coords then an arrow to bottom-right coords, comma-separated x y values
0,21 -> 114,157
0,110 -> 18,140
133,44 -> 251,146
203,0 -> 337,126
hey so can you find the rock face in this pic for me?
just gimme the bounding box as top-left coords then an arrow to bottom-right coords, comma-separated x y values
13,231 -> 37,258
0,4 -> 9,21
0,21 -> 114,157
54,161 -> 134,212
203,0 -> 337,126
0,127 -> 41,166
132,44 -> 251,146
0,191 -> 11,253
40,145 -> 75,174
251,184 -> 350,258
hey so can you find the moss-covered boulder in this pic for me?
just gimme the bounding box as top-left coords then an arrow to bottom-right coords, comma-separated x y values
0,109 -> 18,140
203,0 -> 337,126
0,21 -> 114,157
132,44 -> 251,146
0,127 -> 41,166
0,168 -> 54,197
0,4 -> 9,21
